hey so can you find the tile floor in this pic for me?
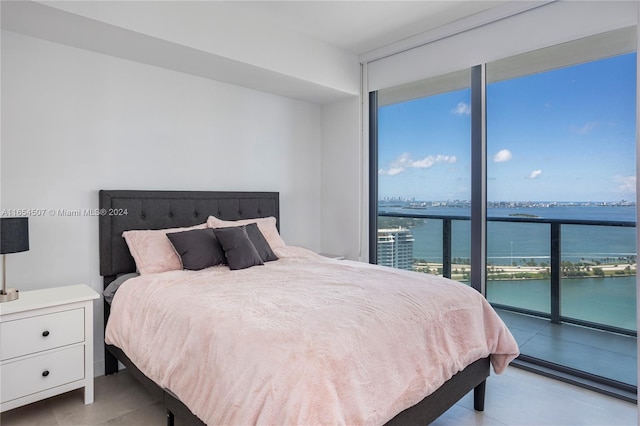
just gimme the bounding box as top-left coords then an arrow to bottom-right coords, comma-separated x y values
0,366 -> 636,425
497,309 -> 637,388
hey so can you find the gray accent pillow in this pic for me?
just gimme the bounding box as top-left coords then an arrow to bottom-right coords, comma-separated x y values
213,226 -> 264,270
245,222 -> 278,262
167,228 -> 226,270
103,272 -> 140,304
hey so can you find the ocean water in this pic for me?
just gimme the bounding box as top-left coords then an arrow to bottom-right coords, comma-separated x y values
486,276 -> 636,330
380,205 -> 636,263
379,205 -> 637,331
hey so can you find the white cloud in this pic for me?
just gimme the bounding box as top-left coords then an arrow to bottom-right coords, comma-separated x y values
379,152 -> 410,175
528,170 -> 542,179
378,167 -> 401,176
493,149 -> 512,163
395,152 -> 412,165
452,102 -> 470,116
412,154 -> 456,168
411,157 -> 436,169
379,152 -> 457,176
572,121 -> 599,134
614,175 -> 636,195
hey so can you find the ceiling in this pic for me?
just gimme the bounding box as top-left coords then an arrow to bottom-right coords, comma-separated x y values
2,1 -> 513,104
212,1 -> 507,56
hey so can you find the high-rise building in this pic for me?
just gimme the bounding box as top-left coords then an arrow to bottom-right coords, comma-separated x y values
377,227 -> 415,271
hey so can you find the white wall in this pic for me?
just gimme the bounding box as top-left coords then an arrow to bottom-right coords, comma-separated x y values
28,1 -> 360,99
2,1 -> 359,105
321,96 -> 361,261
1,30 -> 323,373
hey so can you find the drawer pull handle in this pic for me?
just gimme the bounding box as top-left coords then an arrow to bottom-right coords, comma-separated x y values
42,370 -> 50,377
42,331 -> 50,337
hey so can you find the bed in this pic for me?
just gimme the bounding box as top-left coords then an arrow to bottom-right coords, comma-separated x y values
99,190 -> 519,425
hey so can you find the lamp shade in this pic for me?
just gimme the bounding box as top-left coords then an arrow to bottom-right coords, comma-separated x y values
1,217 -> 29,254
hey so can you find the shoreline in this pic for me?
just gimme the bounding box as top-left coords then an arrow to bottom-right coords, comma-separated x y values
414,261 -> 637,280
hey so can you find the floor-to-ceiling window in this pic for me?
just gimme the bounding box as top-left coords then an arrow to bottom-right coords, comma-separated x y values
371,27 -> 637,398
375,70 -> 472,279
486,39 -> 637,333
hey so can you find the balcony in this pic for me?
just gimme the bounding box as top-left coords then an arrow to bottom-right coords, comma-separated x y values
378,211 -> 637,401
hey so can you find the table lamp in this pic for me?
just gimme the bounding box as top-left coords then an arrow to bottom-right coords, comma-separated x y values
0,217 -> 29,302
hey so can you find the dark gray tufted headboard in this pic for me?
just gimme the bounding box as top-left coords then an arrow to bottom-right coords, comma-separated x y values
99,190 -> 279,282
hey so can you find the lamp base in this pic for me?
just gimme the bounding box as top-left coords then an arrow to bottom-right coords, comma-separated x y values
0,288 -> 19,302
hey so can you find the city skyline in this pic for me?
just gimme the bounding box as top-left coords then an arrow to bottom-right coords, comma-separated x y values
378,198 -> 636,206
378,52 -> 636,203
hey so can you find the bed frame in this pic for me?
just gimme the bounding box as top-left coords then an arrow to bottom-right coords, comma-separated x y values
99,189 -> 489,425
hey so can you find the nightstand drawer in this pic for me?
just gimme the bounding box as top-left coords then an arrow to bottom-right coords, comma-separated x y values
0,308 -> 84,361
0,345 -> 85,404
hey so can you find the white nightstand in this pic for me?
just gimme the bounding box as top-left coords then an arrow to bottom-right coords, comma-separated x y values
0,284 -> 99,412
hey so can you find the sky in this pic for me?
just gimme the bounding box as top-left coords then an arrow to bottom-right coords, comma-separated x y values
378,52 -> 637,202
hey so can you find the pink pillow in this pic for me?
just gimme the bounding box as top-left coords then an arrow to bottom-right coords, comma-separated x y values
123,223 -> 207,274
206,216 -> 286,249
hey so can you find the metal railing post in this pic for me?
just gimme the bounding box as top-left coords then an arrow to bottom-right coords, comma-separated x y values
443,219 -> 452,278
550,222 -> 562,324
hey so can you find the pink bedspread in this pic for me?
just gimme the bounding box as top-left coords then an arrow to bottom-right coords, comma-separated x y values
105,246 -> 519,425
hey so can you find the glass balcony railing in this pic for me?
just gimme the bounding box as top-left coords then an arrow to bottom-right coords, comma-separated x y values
377,212 -> 637,336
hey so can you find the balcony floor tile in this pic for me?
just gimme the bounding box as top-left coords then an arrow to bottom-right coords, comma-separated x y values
496,309 -> 637,387
540,322 -> 636,358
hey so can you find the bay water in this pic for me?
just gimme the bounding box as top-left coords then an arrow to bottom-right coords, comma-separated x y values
379,204 -> 637,331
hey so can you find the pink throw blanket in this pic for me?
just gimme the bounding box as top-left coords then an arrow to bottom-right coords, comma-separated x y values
106,246 -> 519,425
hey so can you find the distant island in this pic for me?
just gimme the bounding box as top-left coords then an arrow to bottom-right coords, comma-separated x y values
413,257 -> 636,282
379,199 -> 635,209
509,213 -> 539,218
